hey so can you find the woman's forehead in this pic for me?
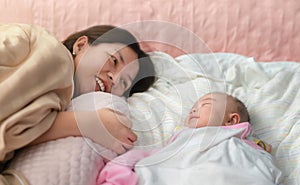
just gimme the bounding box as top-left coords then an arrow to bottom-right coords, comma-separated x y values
118,47 -> 138,64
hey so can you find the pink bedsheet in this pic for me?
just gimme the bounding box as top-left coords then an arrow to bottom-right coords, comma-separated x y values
1,0 -> 299,62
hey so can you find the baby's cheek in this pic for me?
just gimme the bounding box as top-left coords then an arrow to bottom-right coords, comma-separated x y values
186,118 -> 200,128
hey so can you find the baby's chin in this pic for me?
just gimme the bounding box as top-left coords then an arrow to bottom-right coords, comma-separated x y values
185,119 -> 201,128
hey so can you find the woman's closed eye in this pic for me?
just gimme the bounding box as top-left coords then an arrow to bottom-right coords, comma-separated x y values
107,53 -> 118,65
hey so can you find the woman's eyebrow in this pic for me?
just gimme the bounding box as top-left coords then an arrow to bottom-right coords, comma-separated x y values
115,50 -> 125,64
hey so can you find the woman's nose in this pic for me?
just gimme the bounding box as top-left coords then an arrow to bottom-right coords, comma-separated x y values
107,72 -> 115,84
107,72 -> 120,86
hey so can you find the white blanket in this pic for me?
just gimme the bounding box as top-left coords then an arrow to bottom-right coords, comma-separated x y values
135,124 -> 282,185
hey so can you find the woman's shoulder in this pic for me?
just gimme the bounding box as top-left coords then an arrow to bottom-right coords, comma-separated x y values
0,23 -> 72,68
0,23 -> 54,43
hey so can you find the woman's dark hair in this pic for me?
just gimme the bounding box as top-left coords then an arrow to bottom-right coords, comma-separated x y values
62,25 -> 156,97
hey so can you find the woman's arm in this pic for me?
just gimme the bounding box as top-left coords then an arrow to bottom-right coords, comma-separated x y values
31,108 -> 137,154
29,111 -> 81,144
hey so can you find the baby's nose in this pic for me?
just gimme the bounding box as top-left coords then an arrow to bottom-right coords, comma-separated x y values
190,108 -> 197,114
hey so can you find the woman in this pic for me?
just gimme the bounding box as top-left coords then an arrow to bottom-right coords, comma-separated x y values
0,24 -> 155,168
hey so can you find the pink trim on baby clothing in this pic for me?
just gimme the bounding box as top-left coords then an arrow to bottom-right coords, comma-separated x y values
221,122 -> 264,151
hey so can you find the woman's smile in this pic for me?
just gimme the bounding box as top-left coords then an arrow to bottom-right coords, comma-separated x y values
95,76 -> 106,92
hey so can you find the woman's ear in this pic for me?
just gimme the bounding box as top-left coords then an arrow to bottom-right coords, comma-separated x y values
224,113 -> 240,126
73,36 -> 89,55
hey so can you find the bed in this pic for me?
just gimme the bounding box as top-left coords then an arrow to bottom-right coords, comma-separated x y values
130,52 -> 300,185
1,0 -> 300,184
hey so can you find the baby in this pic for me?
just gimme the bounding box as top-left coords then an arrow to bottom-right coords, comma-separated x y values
184,92 -> 271,151
185,92 -> 249,128
98,92 -> 273,185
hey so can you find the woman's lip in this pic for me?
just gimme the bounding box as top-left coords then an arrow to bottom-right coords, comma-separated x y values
95,76 -> 106,92
101,79 -> 109,92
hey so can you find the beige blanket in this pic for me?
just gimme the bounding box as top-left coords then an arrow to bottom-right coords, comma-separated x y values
0,24 -> 74,184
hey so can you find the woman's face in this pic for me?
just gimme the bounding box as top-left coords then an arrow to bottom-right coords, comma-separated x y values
74,41 -> 139,97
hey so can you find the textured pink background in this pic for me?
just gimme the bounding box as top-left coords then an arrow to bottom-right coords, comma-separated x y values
1,0 -> 300,62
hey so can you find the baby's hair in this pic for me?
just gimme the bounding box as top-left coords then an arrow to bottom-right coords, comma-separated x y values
205,92 -> 250,123
229,95 -> 250,123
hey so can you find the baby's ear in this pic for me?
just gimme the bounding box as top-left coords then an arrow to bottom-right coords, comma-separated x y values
224,113 -> 240,126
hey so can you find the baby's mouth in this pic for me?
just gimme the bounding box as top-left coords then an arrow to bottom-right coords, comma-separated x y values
95,76 -> 105,92
189,116 -> 199,121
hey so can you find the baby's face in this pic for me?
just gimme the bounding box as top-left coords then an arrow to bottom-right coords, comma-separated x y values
184,93 -> 229,128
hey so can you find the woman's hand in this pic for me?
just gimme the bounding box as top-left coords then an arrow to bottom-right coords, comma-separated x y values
31,109 -> 137,154
77,108 -> 137,154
